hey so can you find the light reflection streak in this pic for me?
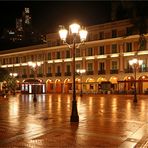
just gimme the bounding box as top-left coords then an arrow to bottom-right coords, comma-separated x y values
67,95 -> 71,104
8,98 -> 19,126
9,100 -> 19,117
141,100 -> 146,112
111,98 -> 117,113
100,97 -> 105,108
126,101 -> 131,119
111,97 -> 117,121
57,95 -> 61,113
88,97 -> 93,112
48,95 -> 52,114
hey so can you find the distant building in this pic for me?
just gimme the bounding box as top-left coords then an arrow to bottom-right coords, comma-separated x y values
0,8 -> 44,49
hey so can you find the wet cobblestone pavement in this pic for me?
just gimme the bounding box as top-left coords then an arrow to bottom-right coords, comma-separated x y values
0,94 -> 148,147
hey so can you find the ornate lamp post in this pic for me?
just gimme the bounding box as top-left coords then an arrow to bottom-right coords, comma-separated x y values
76,69 -> 86,97
28,61 -> 41,102
59,23 -> 88,122
129,58 -> 143,103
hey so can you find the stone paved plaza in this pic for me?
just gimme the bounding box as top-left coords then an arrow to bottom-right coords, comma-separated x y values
0,93 -> 148,147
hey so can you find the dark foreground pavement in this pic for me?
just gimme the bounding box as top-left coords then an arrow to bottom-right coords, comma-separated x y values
0,93 -> 148,148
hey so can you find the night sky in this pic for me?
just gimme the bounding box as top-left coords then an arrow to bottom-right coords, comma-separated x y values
0,1 -> 112,34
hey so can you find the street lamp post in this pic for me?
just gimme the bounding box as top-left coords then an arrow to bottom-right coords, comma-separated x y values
129,58 -> 143,103
76,69 -> 86,97
9,72 -> 18,95
59,23 -> 88,122
28,61 -> 41,102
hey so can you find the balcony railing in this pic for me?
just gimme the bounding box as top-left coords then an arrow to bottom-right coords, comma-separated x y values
139,67 -> 148,72
22,74 -> 27,78
55,73 -> 61,76
110,69 -> 118,74
46,73 -> 52,77
37,74 -> 43,77
124,69 -> 133,73
65,72 -> 71,76
86,71 -> 94,75
98,70 -> 106,75
29,74 -> 34,78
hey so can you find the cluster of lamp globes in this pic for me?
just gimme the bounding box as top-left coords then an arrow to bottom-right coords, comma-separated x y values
129,58 -> 143,68
59,23 -> 88,42
28,61 -> 41,69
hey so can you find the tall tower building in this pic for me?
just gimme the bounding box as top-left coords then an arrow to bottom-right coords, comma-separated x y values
16,18 -> 23,31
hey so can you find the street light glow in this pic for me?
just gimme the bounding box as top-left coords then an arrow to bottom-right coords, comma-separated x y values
69,23 -> 80,34
59,27 -> 68,41
79,28 -> 88,42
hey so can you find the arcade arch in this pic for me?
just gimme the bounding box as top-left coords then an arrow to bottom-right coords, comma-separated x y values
55,79 -> 62,93
46,79 -> 54,93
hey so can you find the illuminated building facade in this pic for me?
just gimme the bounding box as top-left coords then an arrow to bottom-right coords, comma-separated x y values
0,19 -> 148,94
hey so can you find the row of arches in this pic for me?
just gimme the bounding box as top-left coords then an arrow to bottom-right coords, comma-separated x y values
118,75 -> 148,94
46,75 -> 148,94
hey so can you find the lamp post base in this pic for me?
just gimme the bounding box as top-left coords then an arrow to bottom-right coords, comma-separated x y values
133,93 -> 137,103
33,93 -> 37,102
70,100 -> 79,122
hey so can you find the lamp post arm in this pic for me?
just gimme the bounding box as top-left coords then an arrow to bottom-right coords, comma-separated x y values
63,41 -> 72,49
75,41 -> 85,49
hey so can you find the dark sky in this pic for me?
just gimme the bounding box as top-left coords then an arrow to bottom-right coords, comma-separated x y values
0,1 -> 111,34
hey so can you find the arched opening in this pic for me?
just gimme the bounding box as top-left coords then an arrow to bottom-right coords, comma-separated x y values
109,76 -> 118,93
139,75 -> 148,94
118,76 -> 134,94
75,78 -> 81,93
85,78 -> 95,93
55,79 -> 62,93
96,77 -> 107,93
46,79 -> 54,93
64,78 -> 72,93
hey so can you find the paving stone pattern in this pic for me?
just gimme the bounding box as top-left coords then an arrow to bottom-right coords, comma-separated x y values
0,94 -> 148,147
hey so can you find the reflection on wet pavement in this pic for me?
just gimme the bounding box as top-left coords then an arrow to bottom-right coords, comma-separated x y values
0,94 -> 148,147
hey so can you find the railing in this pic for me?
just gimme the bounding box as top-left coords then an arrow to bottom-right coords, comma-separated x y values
65,72 -> 71,76
110,69 -> 118,74
46,73 -> 52,77
139,67 -> 148,72
98,70 -> 106,75
86,71 -> 94,75
29,74 -> 34,78
37,74 -> 43,77
22,74 -> 27,78
124,69 -> 133,73
55,73 -> 61,76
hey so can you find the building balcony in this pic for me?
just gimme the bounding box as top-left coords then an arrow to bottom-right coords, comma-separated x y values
22,74 -> 27,78
110,69 -> 118,74
46,73 -> 52,77
55,73 -> 61,76
124,69 -> 133,73
37,74 -> 43,77
98,70 -> 106,75
29,74 -> 34,78
65,72 -> 71,76
86,71 -> 94,75
139,67 -> 148,72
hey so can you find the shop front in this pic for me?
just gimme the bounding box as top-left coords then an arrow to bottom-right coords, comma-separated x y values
21,78 -> 46,94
